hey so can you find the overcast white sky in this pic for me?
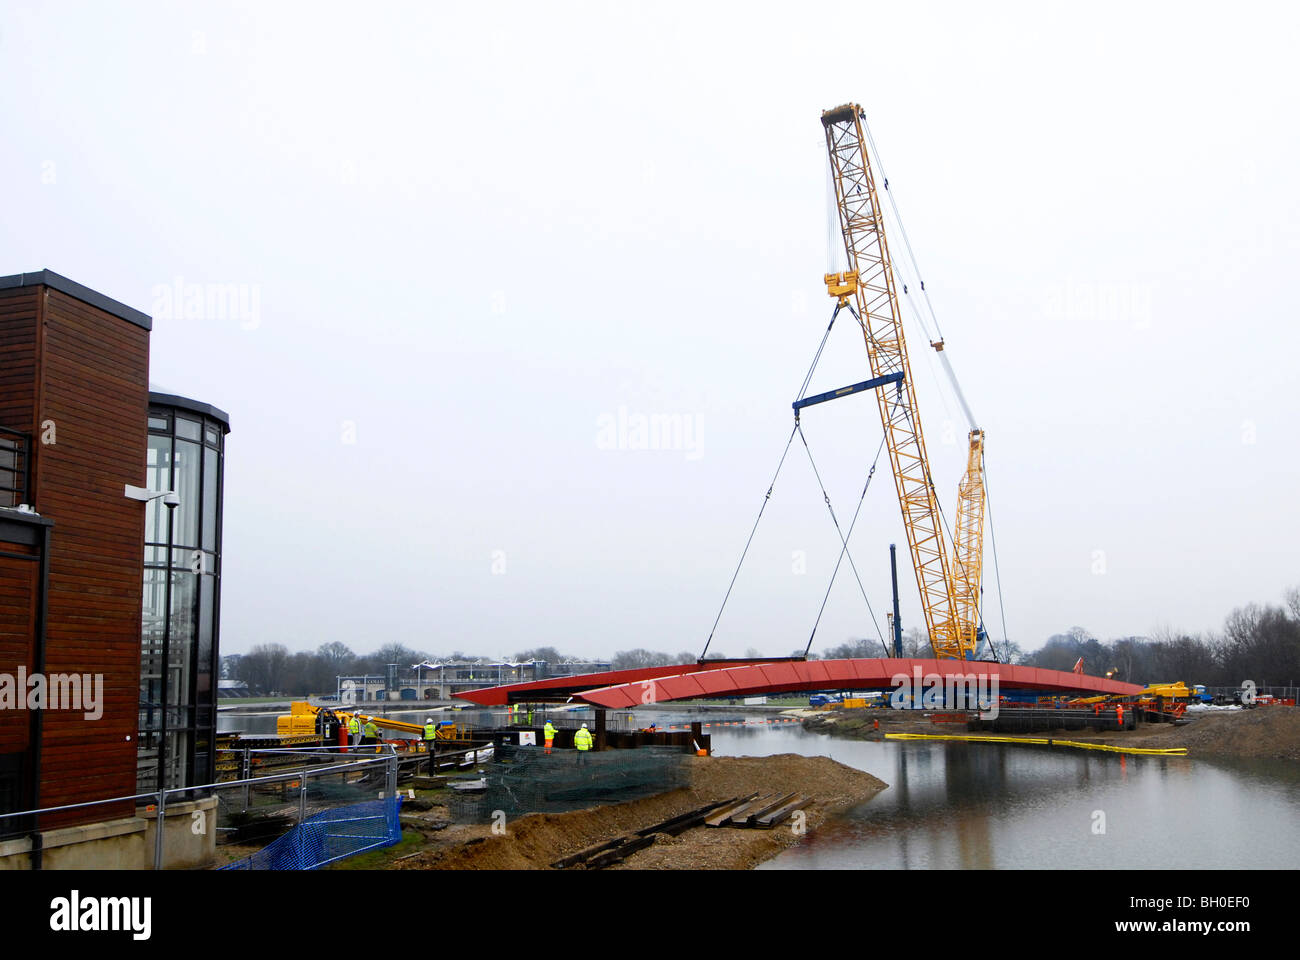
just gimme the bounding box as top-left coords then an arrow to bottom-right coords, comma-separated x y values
3,2 -> 1297,661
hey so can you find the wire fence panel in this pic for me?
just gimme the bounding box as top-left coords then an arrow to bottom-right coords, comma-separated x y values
210,750 -> 391,851
218,797 -> 402,870
445,744 -> 688,822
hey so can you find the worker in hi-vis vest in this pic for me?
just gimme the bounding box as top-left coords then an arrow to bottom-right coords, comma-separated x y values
543,721 -> 557,754
363,718 -> 380,751
346,714 -> 361,747
423,718 -> 437,753
574,722 -> 593,762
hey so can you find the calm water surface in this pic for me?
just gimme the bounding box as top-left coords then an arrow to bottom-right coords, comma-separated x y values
708,723 -> 1300,869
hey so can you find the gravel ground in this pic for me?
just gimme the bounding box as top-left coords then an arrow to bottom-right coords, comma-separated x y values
392,753 -> 885,870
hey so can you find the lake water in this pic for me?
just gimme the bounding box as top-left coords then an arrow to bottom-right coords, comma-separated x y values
707,721 -> 1300,869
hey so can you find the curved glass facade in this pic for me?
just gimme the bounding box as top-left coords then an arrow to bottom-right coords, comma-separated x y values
138,395 -> 229,792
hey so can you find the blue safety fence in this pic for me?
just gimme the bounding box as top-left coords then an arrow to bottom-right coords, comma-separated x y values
219,796 -> 402,870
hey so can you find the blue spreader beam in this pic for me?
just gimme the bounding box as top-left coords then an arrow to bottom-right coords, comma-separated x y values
793,371 -> 904,413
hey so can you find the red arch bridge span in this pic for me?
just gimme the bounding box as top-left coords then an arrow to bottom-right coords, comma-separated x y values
453,658 -> 1142,708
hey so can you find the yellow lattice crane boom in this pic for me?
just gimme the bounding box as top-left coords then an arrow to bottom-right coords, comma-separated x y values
820,103 -> 986,660
951,427 -> 986,651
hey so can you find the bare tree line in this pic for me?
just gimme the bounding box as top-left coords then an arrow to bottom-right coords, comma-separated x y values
222,587 -> 1300,695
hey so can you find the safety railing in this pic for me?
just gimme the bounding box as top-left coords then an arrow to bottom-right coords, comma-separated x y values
0,745 -> 400,870
1203,685 -> 1299,704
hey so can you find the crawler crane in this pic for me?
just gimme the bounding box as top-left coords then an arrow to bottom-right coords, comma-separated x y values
821,104 -> 987,661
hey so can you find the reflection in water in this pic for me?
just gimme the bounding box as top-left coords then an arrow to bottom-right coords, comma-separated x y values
708,723 -> 1300,870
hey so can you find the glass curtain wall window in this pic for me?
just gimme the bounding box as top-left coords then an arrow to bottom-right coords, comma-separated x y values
139,400 -> 227,794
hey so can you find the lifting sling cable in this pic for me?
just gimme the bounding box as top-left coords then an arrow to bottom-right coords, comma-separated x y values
797,303 -> 842,402
802,429 -> 891,658
700,301 -> 850,660
699,423 -> 799,661
796,422 -> 888,656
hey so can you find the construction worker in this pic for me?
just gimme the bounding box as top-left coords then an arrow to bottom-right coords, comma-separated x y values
423,717 -> 437,753
574,722 -> 593,763
346,713 -> 361,748
1116,703 -> 1125,730
543,720 -> 556,754
362,717 -> 380,751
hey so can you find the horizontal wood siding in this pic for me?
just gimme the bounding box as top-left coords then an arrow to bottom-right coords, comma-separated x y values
0,286 -> 39,775
34,288 -> 149,826
0,553 -> 36,755
0,289 -> 39,434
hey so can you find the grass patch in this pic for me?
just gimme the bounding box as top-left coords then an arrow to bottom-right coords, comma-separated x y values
324,828 -> 426,870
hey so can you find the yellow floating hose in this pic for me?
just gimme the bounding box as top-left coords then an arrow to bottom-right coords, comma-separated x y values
884,733 -> 1187,756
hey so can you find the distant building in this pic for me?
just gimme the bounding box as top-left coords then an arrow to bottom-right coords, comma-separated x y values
343,659 -> 615,701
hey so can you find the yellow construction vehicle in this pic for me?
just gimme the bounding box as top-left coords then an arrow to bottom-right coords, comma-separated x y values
276,702 -> 469,744
1067,682 -> 1203,722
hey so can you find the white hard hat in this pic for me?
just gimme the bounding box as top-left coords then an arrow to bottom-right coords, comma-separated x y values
426,718 -> 432,723
581,723 -> 588,728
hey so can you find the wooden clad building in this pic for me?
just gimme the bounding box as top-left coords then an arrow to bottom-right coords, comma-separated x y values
0,270 -> 152,833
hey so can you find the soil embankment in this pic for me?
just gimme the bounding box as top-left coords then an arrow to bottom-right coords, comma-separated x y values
391,754 -> 885,870
801,705 -> 1300,762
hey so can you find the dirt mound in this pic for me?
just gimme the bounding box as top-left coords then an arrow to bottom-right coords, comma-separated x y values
395,753 -> 885,870
1128,708 -> 1300,761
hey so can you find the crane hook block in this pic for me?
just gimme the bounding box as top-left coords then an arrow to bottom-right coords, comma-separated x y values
824,270 -> 858,305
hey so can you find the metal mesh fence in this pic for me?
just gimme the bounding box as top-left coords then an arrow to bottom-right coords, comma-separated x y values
211,749 -> 392,849
218,797 -> 402,870
445,744 -> 689,822
1204,685 -> 1299,703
